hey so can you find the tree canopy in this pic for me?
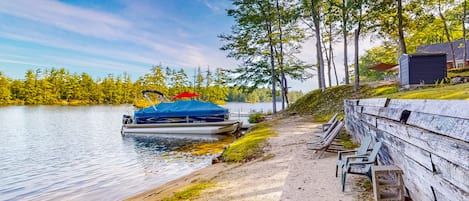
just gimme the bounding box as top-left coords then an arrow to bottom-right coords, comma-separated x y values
0,67 -> 304,106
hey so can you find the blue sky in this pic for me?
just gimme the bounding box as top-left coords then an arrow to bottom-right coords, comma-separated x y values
0,0 -> 378,92
0,1 -> 238,81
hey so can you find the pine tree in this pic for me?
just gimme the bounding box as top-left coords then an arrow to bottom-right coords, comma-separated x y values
0,72 -> 11,105
195,67 -> 204,99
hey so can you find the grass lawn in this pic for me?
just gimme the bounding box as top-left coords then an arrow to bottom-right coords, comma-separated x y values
379,83 -> 469,100
288,82 -> 469,121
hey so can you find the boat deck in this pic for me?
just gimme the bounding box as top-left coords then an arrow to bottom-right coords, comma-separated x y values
121,120 -> 242,135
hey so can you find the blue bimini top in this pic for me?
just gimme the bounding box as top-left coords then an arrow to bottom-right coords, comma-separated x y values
134,100 -> 228,118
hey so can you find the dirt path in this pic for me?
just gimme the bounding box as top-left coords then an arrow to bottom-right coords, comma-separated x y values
195,115 -> 364,201
127,115 -> 367,201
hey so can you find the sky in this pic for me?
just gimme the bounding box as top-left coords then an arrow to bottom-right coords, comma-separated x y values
0,0 -> 378,92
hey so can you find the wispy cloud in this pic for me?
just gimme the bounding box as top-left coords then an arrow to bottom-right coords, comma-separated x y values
42,55 -> 149,73
0,58 -> 51,67
0,0 -> 237,82
0,0 -> 131,40
202,0 -> 221,12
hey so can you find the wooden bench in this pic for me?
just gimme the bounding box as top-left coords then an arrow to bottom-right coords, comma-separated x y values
311,117 -> 339,139
308,120 -> 344,159
322,112 -> 338,132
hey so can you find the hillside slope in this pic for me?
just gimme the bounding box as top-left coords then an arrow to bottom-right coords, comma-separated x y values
287,82 -> 469,121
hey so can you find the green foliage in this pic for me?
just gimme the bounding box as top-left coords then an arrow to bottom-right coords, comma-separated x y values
248,113 -> 265,123
358,44 -> 398,82
221,0 -> 309,107
162,182 -> 215,201
226,87 -> 303,103
434,77 -> 451,87
447,68 -> 469,86
222,122 -> 277,163
0,72 -> 11,105
0,67 -> 306,106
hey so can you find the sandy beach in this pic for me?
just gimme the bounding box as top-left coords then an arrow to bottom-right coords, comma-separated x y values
126,115 -> 369,201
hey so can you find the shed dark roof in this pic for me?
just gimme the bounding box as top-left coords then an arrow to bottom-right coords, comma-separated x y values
416,39 -> 467,61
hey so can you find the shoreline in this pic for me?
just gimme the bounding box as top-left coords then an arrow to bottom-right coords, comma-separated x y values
126,115 -> 369,201
125,163 -> 238,201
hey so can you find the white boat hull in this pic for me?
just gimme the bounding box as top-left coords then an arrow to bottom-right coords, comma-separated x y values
121,120 -> 242,135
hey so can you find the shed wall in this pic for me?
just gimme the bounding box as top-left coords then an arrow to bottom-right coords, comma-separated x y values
399,54 -> 447,86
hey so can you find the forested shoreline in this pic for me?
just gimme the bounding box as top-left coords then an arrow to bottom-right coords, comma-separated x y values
0,65 -> 303,106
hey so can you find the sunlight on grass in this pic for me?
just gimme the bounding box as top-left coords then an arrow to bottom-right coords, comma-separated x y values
222,122 -> 277,163
381,83 -> 469,99
162,182 -> 215,201
288,82 -> 469,122
175,136 -> 235,156
288,84 -> 398,121
373,86 -> 398,96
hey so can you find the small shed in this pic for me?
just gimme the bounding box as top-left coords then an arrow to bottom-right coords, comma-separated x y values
399,53 -> 447,87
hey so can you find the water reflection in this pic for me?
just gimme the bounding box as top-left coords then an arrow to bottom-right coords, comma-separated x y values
0,104 -> 249,201
122,134 -> 226,153
120,134 -> 226,177
0,106 -> 223,201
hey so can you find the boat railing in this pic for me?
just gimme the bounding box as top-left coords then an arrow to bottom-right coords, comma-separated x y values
229,112 -> 252,118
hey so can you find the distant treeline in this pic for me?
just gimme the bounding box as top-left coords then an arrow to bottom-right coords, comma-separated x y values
0,66 -> 304,106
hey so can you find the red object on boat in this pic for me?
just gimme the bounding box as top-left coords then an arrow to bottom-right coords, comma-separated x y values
171,91 -> 200,99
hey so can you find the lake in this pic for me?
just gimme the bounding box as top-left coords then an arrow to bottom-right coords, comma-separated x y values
0,102 -> 278,201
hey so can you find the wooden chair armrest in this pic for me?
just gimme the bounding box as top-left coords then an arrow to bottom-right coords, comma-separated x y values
344,155 -> 368,165
337,149 -> 358,160
347,160 -> 375,166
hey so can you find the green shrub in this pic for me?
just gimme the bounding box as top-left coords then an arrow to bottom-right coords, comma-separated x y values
248,113 -> 265,123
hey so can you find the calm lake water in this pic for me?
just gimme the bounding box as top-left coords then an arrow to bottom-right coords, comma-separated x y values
0,102 -> 277,201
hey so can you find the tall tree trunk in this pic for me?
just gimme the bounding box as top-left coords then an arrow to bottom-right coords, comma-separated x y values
312,0 -> 326,92
328,22 -> 333,87
317,64 -> 322,89
331,47 -> 339,85
354,4 -> 363,94
264,2 -> 277,114
439,0 -> 456,68
268,40 -> 277,113
322,34 -> 332,87
354,29 -> 360,93
342,0 -> 349,85
275,0 -> 287,109
464,0 -> 467,67
283,79 -> 288,106
397,0 -> 407,55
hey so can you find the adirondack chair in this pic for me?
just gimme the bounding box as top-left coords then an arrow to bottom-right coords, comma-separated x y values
322,112 -> 338,131
308,120 -> 344,158
335,136 -> 372,177
341,141 -> 383,192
